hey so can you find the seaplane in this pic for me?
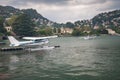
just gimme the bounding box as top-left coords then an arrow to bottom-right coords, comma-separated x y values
8,36 -> 58,48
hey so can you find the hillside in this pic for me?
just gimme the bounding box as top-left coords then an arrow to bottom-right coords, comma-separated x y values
74,10 -> 120,28
72,10 -> 120,34
0,6 -> 20,18
92,10 -> 120,28
0,5 -> 120,35
0,5 -> 54,26
53,10 -> 120,32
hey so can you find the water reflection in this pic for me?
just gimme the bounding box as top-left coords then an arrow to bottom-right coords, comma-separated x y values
0,54 -> 11,79
0,50 -> 47,79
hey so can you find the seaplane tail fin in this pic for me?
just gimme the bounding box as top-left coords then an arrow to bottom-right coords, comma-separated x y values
8,36 -> 19,46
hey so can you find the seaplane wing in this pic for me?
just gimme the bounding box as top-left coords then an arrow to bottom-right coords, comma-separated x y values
23,35 -> 58,40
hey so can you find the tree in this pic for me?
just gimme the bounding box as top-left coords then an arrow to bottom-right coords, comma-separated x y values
53,27 -> 57,33
98,29 -> 108,34
12,14 -> 35,36
66,22 -> 74,28
72,28 -> 82,36
58,28 -> 61,33
45,27 -> 53,35
38,27 -> 53,36
81,26 -> 91,32
115,28 -> 120,34
0,17 -> 6,35
6,15 -> 18,26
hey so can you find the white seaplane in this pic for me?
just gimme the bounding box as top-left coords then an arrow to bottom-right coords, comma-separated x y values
8,36 -> 58,50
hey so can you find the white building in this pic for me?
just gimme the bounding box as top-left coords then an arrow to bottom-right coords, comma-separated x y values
60,27 -> 73,34
5,26 -> 12,32
106,29 -> 116,35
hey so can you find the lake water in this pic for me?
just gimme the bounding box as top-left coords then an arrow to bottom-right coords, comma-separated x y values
0,35 -> 120,80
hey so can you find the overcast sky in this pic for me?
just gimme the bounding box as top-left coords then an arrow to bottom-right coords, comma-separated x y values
0,0 -> 120,23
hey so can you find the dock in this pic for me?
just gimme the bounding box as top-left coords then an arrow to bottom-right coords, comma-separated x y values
0,47 -> 25,51
0,45 -> 60,52
0,42 -> 6,45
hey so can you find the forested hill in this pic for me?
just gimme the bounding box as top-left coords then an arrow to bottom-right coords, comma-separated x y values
92,10 -> 120,28
0,5 -> 54,26
52,9 -> 120,30
0,6 -> 19,18
0,5 -> 120,29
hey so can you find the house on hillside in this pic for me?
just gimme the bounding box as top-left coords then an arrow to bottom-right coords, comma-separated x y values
60,27 -> 73,34
93,26 -> 99,30
106,29 -> 116,35
5,26 -> 12,32
4,26 -> 16,36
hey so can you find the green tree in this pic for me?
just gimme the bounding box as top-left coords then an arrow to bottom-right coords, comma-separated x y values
100,29 -> 108,34
117,29 -> 120,34
66,22 -> 74,28
12,14 -> 35,36
38,29 -> 46,35
45,27 -> 52,35
6,15 -> 18,26
38,27 -> 53,36
116,28 -> 120,34
81,26 -> 91,31
58,28 -> 61,33
0,17 -> 6,35
72,28 -> 82,36
53,27 -> 57,33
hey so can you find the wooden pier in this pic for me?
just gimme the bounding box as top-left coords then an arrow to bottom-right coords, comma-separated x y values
0,42 -> 6,45
0,47 -> 24,51
0,45 -> 60,52
54,45 -> 60,48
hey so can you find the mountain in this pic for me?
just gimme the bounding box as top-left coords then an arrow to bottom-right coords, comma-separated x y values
92,10 -> 120,28
0,5 -> 120,30
21,9 -> 54,26
0,5 -> 54,26
74,10 -> 120,28
53,10 -> 120,32
0,6 -> 20,18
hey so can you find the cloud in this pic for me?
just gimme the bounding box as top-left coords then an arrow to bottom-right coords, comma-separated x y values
9,0 -> 73,6
0,0 -> 13,6
0,0 -> 120,23
75,0 -> 107,5
1,0 -> 108,7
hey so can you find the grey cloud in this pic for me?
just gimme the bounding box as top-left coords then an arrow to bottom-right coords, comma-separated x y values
75,0 -> 107,5
10,0 -> 73,6
9,0 -> 109,6
108,0 -> 120,9
2,0 -> 120,7
97,0 -> 120,11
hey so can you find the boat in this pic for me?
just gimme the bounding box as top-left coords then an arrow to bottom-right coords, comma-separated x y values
83,36 -> 96,40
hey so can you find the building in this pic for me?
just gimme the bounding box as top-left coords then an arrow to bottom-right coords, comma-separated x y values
60,27 -> 73,34
106,29 -> 116,35
5,26 -> 12,32
93,26 -> 99,29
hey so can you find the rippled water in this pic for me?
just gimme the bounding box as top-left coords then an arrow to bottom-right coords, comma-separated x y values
0,35 -> 120,80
